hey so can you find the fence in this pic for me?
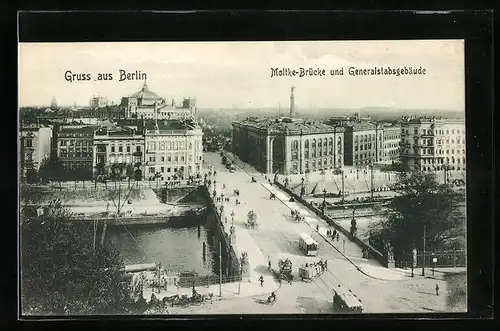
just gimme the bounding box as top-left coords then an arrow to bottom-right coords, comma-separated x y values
399,250 -> 466,269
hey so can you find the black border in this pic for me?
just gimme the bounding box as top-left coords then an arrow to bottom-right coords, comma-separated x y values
8,9 -> 495,329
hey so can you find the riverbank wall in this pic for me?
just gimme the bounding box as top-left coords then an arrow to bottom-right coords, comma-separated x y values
196,185 -> 242,283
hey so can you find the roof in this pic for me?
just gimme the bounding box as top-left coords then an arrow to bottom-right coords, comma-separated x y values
400,116 -> 465,125
129,83 -> 163,100
344,121 -> 377,132
333,285 -> 363,308
299,233 -> 317,245
234,117 -> 345,135
94,126 -> 139,137
59,126 -> 95,137
142,119 -> 197,131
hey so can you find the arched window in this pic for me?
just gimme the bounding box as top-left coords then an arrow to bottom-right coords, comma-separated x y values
329,137 -> 334,155
304,140 -> 309,159
337,137 -> 342,154
312,139 -> 316,158
318,139 -> 322,157
291,140 -> 299,161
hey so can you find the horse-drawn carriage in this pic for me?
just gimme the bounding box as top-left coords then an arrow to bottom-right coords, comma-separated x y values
290,210 -> 305,222
269,192 -> 276,199
298,263 -> 323,282
251,176 -> 257,183
274,258 -> 293,283
245,209 -> 258,229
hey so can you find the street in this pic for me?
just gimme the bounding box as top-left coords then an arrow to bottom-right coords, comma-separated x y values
197,152 -> 463,313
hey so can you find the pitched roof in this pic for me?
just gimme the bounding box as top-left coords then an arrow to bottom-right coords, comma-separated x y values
234,117 -> 345,135
142,119 -> 197,131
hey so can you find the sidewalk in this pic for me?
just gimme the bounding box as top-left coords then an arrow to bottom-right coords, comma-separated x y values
203,166 -> 278,289
142,278 -> 280,303
261,181 -> 364,260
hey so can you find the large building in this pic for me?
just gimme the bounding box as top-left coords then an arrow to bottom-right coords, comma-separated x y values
232,117 -> 345,175
93,124 -> 145,180
142,119 -> 203,180
19,124 -> 53,178
400,117 -> 466,172
380,124 -> 401,163
56,126 -> 95,178
89,96 -> 109,108
120,82 -> 197,121
328,115 -> 401,167
232,87 -> 345,175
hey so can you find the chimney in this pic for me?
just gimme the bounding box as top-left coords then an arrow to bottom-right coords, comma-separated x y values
289,86 -> 295,118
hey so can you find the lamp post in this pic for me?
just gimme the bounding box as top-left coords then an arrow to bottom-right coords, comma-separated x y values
369,163 -> 374,202
422,223 -> 426,276
341,169 -> 345,205
322,188 -> 327,214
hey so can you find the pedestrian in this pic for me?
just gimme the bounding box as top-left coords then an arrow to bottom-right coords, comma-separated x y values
259,275 -> 264,287
316,225 -> 319,232
336,233 -> 340,241
327,229 -> 330,237
333,229 -> 337,238
435,284 -> 439,296
268,260 -> 271,271
324,259 -> 328,271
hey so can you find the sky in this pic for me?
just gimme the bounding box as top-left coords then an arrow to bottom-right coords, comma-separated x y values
18,40 -> 464,111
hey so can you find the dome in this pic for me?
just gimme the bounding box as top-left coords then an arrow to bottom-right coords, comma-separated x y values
130,82 -> 162,100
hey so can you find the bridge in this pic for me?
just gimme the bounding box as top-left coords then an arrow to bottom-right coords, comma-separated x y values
198,151 -> 460,313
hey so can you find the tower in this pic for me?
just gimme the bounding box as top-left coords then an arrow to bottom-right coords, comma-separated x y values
289,86 -> 295,118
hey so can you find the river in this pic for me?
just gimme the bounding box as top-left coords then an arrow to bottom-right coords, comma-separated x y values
105,221 -> 216,277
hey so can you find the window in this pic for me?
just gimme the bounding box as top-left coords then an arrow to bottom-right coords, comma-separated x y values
291,140 -> 299,161
136,146 -> 141,152
161,157 -> 165,162
168,155 -> 172,162
25,153 -> 32,161
149,167 -> 155,174
149,156 -> 155,162
111,146 -> 115,153
167,167 -> 171,173
161,167 -> 164,172
26,139 -> 33,147
181,156 -> 185,162
126,146 -> 131,153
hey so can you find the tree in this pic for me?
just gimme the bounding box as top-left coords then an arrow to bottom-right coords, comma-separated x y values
20,196 -> 141,315
25,168 -> 39,184
368,171 -> 465,264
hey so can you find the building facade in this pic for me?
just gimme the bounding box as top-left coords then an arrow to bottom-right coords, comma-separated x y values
93,125 -> 145,180
19,124 -> 53,178
120,83 -> 196,121
400,117 -> 466,172
56,126 -> 94,178
142,120 -> 203,180
232,117 -> 345,175
381,124 -> 401,163
346,123 -> 378,167
89,96 -> 109,108
328,115 -> 401,167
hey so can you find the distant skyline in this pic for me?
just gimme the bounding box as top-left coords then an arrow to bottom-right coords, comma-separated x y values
19,41 -> 464,111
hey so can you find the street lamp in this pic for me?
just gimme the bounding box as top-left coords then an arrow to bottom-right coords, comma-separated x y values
322,188 -> 327,214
